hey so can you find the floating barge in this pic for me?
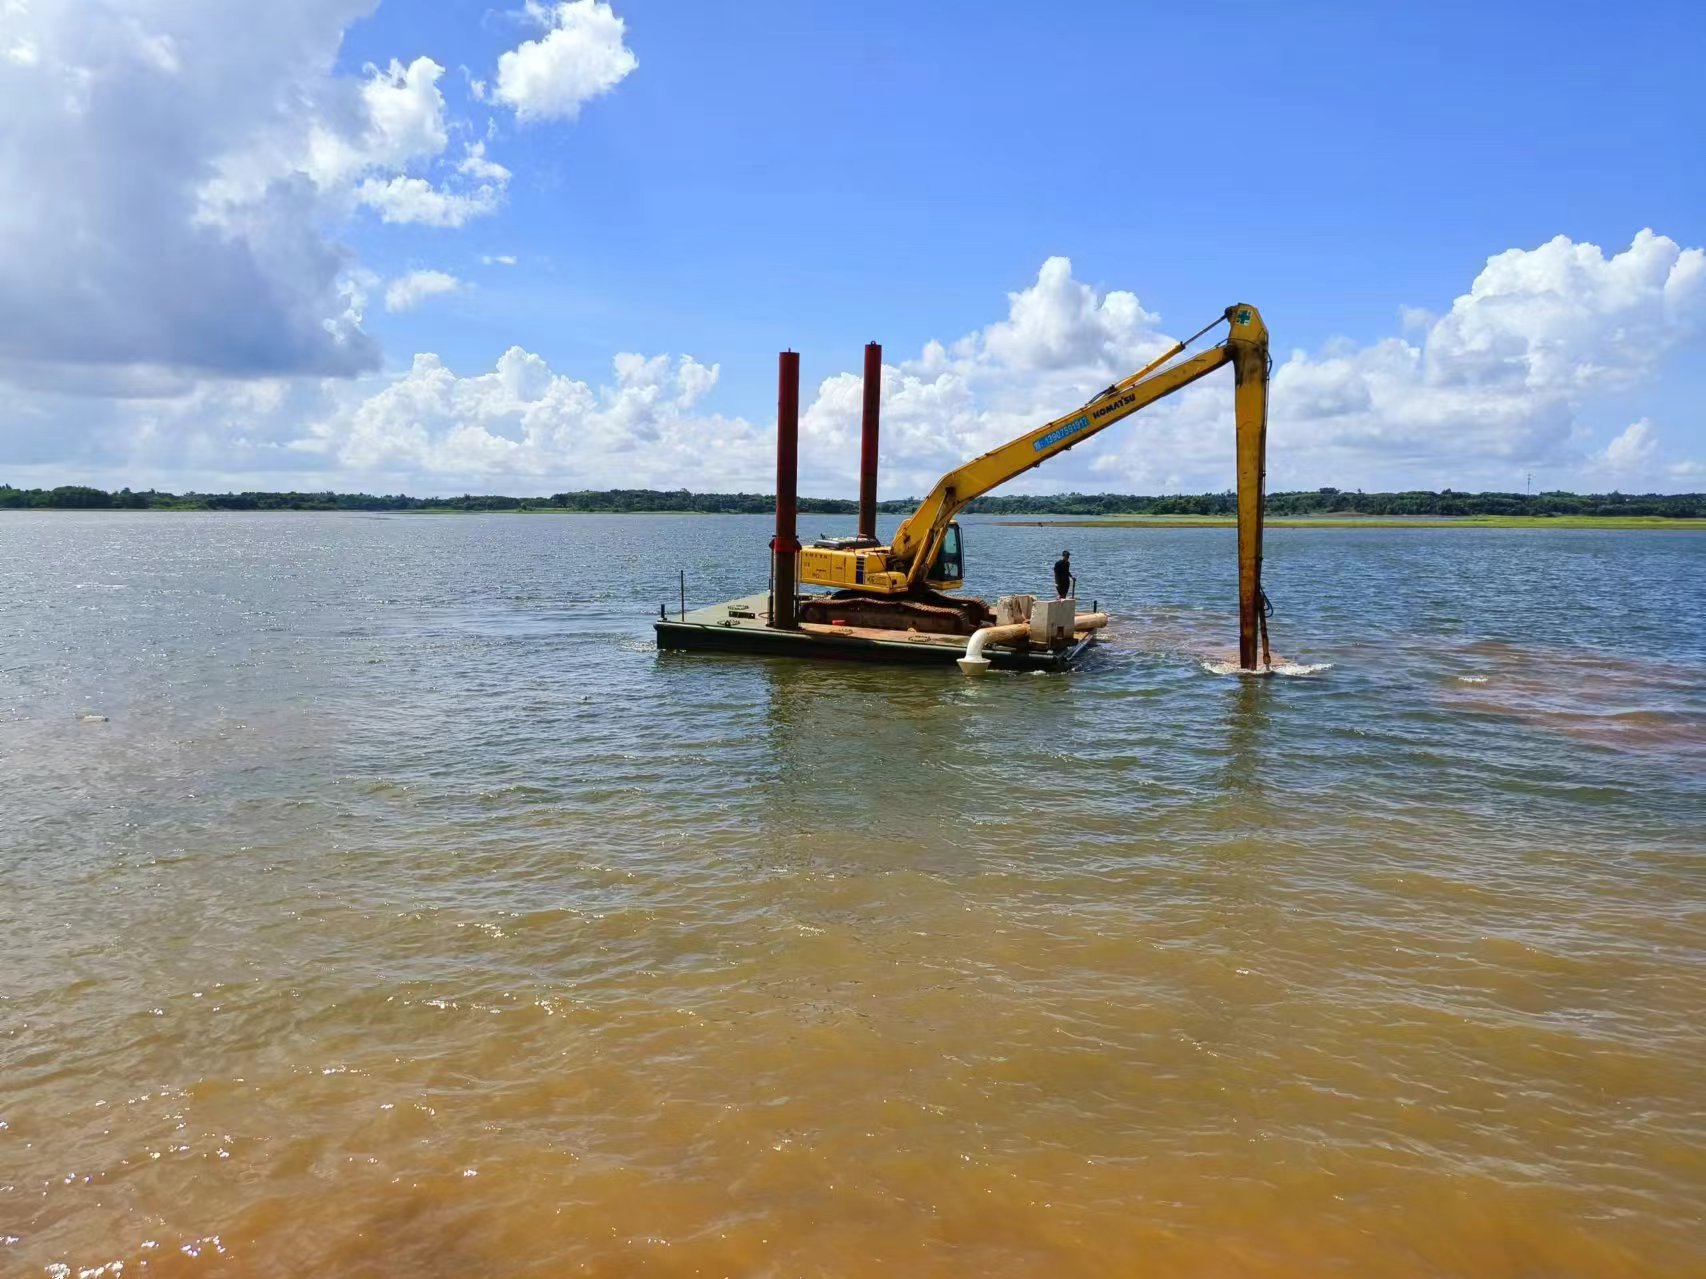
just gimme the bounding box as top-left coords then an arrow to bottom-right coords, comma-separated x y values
653,303 -> 1274,676
656,592 -> 1103,671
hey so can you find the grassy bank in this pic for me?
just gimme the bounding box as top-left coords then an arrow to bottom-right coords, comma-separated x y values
1000,515 -> 1706,530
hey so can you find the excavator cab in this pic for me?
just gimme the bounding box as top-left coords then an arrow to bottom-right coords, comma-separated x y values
925,521 -> 965,590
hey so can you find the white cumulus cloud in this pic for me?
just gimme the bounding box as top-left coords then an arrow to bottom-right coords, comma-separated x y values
799,236 -> 1706,497
0,1 -> 563,391
0,0 -> 386,382
208,54 -> 511,230
1246,230 -> 1706,489
293,347 -> 732,487
457,141 -> 512,184
981,256 -> 1163,372
4,234 -> 1703,498
355,175 -> 504,227
384,270 -> 464,313
1599,419 -> 1658,471
301,56 -> 450,192
495,1 -> 637,123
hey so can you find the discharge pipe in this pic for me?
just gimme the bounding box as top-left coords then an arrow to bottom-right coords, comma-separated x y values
770,350 -> 801,629
957,612 -> 1109,676
858,342 -> 881,540
955,623 -> 1029,676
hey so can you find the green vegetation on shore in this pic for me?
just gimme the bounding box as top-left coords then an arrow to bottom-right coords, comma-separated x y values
967,488 -> 1706,520
3,483 -> 1703,521
0,484 -> 887,515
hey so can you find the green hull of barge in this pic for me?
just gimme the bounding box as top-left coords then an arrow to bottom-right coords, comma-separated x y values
654,595 -> 1098,672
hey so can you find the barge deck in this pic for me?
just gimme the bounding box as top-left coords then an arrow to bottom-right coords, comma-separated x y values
655,594 -> 1100,671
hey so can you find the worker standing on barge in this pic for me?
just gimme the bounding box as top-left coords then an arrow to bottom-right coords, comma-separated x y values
1054,550 -> 1074,600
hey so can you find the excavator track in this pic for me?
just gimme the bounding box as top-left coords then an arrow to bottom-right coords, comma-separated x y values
797,590 -> 993,636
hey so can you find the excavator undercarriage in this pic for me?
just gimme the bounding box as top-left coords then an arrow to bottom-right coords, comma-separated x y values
796,589 -> 994,635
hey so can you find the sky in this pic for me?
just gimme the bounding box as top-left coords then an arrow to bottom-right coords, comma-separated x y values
1,0 -> 1702,498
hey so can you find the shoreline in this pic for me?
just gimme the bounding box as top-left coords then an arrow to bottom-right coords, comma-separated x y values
996,515 -> 1706,530
6,509 -> 1704,528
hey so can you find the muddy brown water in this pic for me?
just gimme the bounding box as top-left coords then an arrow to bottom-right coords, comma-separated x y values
2,513 -> 1703,1277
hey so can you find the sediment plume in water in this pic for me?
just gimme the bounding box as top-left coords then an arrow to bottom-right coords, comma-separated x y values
1439,638 -> 1706,758
1101,604 -> 1333,676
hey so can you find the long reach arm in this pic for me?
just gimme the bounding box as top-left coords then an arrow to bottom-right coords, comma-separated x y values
888,303 -> 1271,668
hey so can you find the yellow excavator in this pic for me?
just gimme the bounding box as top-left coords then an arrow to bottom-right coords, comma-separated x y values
796,303 -> 1272,669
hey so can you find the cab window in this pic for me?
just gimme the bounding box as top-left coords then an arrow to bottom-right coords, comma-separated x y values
931,523 -> 964,582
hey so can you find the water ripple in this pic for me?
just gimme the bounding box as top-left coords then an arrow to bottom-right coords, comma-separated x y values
1,512 -> 1702,1277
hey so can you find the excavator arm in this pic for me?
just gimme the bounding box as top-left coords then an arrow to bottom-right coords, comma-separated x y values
900,303 -> 1269,665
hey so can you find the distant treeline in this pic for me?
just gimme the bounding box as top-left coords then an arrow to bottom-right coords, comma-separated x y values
0,484 -> 892,514
3,483 -> 1703,519
965,488 -> 1706,518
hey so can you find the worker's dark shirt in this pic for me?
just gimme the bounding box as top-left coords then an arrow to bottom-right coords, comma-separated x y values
1053,558 -> 1072,597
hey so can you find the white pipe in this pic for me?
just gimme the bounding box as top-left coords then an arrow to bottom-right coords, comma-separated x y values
957,614 -> 1110,676
957,622 -> 1030,676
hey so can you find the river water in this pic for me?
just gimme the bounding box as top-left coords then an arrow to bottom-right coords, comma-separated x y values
2,512 -> 1702,1278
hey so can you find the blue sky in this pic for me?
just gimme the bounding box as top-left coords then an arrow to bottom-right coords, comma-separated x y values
1,0 -> 1702,495
350,2 -> 1703,382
